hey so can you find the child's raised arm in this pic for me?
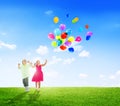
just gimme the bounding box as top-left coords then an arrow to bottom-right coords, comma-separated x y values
18,63 -> 21,69
27,61 -> 35,68
41,59 -> 47,66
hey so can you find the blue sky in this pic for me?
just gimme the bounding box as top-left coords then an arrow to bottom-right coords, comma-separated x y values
0,0 -> 120,87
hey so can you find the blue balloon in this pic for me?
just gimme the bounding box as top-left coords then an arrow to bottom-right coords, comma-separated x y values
66,14 -> 69,18
66,29 -> 72,35
86,35 -> 91,40
68,47 -> 74,53
54,28 -> 61,36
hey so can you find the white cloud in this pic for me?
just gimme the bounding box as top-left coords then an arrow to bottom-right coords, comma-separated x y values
79,73 -> 88,79
109,75 -> 116,80
0,32 -> 7,36
99,74 -> 106,79
63,58 -> 75,64
45,10 -> 53,15
74,45 -> 83,52
48,56 -> 75,65
0,58 -> 2,63
0,41 -> 16,50
53,47 -> 65,52
116,70 -> 120,76
48,56 -> 62,65
79,50 -> 90,57
99,70 -> 120,82
36,45 -> 49,55
27,52 -> 31,56
44,70 -> 59,79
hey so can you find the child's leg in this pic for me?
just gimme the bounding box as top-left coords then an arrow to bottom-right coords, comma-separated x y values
35,82 -> 37,88
38,82 -> 41,88
23,77 -> 29,91
23,78 -> 26,87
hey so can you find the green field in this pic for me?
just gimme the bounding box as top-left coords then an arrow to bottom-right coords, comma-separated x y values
0,87 -> 120,106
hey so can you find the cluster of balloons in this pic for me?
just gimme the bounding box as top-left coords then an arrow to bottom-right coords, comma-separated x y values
48,16 -> 93,53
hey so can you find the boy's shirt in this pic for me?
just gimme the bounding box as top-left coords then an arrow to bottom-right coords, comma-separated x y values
20,64 -> 30,79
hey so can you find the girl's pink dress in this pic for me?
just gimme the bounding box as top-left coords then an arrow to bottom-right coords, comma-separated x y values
32,65 -> 43,82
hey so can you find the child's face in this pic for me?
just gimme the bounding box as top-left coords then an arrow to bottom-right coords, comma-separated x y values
22,59 -> 27,65
36,60 -> 40,65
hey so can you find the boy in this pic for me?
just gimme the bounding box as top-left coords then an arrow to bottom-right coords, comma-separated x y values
18,59 -> 32,92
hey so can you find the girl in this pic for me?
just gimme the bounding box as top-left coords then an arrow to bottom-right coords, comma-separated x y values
32,59 -> 47,91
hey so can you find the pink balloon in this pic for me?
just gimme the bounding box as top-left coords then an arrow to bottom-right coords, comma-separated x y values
75,36 -> 82,42
48,33 -> 55,40
59,24 -> 66,31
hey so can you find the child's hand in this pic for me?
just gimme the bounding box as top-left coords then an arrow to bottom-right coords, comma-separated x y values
18,63 -> 21,69
18,63 -> 20,66
27,61 -> 30,63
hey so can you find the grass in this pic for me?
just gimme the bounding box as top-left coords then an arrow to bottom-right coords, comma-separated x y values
0,87 -> 120,106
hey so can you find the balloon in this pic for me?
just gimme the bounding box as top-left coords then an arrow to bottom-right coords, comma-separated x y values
72,17 -> 79,23
68,47 -> 74,52
79,27 -> 83,32
59,24 -> 66,31
60,45 -> 67,50
64,41 -> 72,46
57,39 -> 62,46
66,14 -> 69,18
85,24 -> 89,29
48,33 -> 55,40
53,16 -> 59,23
86,35 -> 91,40
61,39 -> 66,44
55,35 -> 61,40
54,28 -> 61,36
75,36 -> 82,42
86,31 -> 93,36
66,29 -> 72,35
68,36 -> 75,42
51,41 -> 57,47
61,32 -> 68,39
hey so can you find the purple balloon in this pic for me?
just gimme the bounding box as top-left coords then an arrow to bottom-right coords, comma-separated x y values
64,41 -> 72,46
86,31 -> 93,36
59,24 -> 66,31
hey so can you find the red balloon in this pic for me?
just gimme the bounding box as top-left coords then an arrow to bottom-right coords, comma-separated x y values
61,32 -> 68,39
60,45 -> 67,50
85,24 -> 89,29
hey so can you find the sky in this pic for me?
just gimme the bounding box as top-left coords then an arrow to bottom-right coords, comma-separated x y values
0,0 -> 120,87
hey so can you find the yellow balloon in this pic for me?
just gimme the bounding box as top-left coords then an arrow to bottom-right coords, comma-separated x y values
51,41 -> 57,47
55,35 -> 61,40
68,36 -> 75,42
53,16 -> 59,23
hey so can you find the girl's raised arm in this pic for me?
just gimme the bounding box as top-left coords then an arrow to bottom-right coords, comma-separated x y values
41,59 -> 47,66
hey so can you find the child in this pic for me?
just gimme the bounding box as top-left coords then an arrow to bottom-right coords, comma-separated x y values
18,59 -> 32,92
32,59 -> 47,91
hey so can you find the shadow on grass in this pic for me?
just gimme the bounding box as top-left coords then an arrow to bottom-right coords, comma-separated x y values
6,92 -> 28,105
27,90 -> 41,104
